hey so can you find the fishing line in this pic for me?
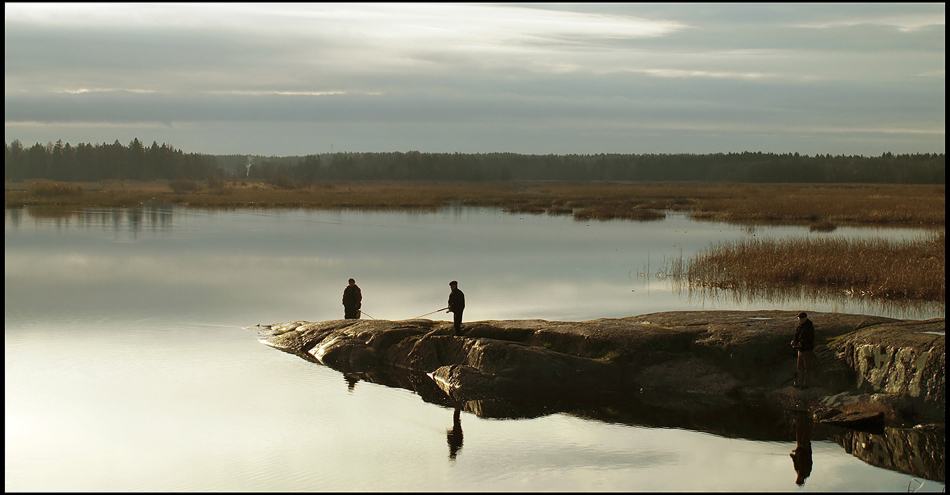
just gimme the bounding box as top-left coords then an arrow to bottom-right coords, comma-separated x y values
409,307 -> 449,320
359,310 -> 377,320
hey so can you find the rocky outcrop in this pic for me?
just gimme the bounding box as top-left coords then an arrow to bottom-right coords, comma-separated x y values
260,311 -> 944,423
259,311 -> 945,482
826,318 -> 945,418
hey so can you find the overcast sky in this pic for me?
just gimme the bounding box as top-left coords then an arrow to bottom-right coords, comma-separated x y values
4,3 -> 945,156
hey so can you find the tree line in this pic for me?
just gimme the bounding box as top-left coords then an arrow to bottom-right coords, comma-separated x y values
6,139 -> 945,184
5,139 -> 222,182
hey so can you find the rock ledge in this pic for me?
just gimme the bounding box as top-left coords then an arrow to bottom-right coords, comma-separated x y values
259,310 -> 944,424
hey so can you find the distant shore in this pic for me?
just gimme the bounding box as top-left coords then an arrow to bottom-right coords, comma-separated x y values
5,179 -> 945,229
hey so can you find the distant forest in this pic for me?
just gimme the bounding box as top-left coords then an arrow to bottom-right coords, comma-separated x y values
5,138 -> 945,184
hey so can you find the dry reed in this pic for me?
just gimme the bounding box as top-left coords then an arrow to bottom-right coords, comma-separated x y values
685,233 -> 945,301
688,183 -> 945,228
26,180 -> 83,197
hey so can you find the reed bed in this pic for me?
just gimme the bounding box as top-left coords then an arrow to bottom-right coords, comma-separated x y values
685,233 -> 946,302
4,180 -> 945,228
688,183 -> 945,228
25,180 -> 84,197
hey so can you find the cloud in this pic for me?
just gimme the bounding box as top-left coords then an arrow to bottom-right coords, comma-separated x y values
4,3 -> 945,155
794,12 -> 945,32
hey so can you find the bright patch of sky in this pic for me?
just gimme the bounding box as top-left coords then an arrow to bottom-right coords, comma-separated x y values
4,3 -> 945,156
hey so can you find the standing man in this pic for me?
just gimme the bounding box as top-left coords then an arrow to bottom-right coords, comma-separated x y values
790,312 -> 815,388
342,278 -> 362,319
447,280 -> 465,335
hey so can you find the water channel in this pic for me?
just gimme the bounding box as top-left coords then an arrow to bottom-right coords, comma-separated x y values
5,206 -> 945,491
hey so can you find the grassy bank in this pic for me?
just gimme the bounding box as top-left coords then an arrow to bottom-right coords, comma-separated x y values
684,233 -> 946,302
4,179 -> 945,228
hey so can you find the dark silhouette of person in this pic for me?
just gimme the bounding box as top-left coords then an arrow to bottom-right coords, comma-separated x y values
446,407 -> 463,460
342,278 -> 362,319
447,280 -> 465,335
344,373 -> 359,392
790,413 -> 813,486
790,312 -> 815,388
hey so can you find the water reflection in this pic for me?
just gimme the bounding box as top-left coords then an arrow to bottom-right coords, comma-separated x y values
8,207 -> 22,227
446,407 -> 463,461
671,284 -> 946,321
7,205 -> 945,491
344,373 -> 359,393
6,206 -> 174,235
790,412 -> 814,486
833,425 -> 946,483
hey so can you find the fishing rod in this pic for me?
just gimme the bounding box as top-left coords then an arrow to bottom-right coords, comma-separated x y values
359,310 -> 377,320
409,307 -> 449,320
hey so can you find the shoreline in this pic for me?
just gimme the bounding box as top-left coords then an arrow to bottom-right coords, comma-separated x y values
4,179 -> 946,229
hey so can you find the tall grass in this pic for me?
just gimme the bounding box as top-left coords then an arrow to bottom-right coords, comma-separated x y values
685,233 -> 945,301
26,180 -> 84,197
169,179 -> 201,193
688,183 -> 945,228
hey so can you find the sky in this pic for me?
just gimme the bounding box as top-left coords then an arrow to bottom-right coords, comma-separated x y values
4,3 -> 945,157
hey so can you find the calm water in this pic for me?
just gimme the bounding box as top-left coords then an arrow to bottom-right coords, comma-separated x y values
5,206 -> 945,491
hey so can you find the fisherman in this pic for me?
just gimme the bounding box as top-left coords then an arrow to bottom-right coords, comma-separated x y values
447,280 -> 465,335
790,312 -> 815,388
342,278 -> 362,319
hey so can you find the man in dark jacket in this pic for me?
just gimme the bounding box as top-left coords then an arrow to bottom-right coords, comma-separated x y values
342,278 -> 362,319
790,312 -> 815,388
447,280 -> 465,335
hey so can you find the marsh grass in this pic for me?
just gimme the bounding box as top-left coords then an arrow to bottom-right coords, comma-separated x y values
684,233 -> 945,302
169,179 -> 201,193
574,204 -> 665,221
688,183 -> 945,228
26,180 -> 83,197
4,180 -> 945,228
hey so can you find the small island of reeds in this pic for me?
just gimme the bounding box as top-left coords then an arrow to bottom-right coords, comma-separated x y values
682,234 -> 945,303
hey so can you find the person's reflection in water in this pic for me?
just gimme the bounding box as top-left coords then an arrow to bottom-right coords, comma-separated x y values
446,407 -> 463,460
344,373 -> 359,393
790,412 -> 813,486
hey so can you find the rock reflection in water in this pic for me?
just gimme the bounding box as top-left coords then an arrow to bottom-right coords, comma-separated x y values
328,359 -> 945,483
833,425 -> 945,483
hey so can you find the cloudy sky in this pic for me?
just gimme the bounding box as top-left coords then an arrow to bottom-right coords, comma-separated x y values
4,3 -> 945,156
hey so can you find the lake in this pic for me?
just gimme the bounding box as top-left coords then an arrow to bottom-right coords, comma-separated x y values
4,206 -> 945,491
